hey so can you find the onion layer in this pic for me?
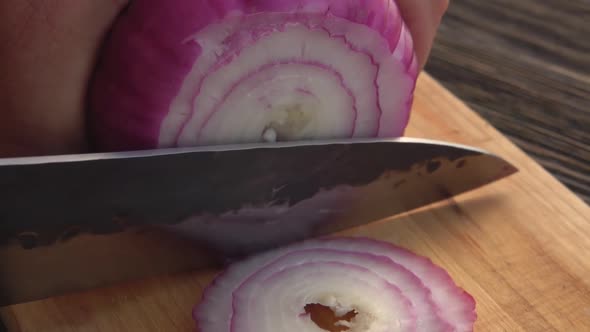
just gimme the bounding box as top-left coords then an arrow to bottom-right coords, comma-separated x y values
89,0 -> 417,151
194,237 -> 477,332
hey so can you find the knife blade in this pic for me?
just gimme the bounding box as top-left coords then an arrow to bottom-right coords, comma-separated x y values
0,137 -> 517,306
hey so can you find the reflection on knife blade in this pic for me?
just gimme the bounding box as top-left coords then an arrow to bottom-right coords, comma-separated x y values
0,137 -> 517,305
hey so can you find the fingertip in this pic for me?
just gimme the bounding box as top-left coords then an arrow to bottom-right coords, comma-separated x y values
396,0 -> 449,70
437,0 -> 450,18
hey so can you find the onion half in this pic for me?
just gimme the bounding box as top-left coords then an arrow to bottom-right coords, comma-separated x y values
89,0 -> 417,151
194,237 -> 477,332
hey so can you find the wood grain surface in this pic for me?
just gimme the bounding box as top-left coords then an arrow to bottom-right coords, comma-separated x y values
426,0 -> 590,203
1,73 -> 589,332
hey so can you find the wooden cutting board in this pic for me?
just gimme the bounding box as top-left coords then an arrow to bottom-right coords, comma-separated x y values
2,74 -> 589,331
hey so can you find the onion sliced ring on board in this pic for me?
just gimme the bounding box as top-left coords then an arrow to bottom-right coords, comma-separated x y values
194,237 -> 477,332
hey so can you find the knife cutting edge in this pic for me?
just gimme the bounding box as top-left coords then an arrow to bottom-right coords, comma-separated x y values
0,137 -> 517,306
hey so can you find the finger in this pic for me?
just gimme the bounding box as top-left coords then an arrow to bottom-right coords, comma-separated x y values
0,0 -> 129,157
396,0 -> 449,70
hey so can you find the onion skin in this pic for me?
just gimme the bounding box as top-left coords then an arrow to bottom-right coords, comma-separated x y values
193,237 -> 477,332
88,0 -> 417,151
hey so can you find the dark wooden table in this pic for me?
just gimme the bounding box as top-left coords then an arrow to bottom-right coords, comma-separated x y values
426,0 -> 590,204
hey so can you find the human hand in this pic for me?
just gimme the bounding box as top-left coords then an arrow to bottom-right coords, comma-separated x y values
398,0 -> 450,69
0,0 -> 448,157
0,0 -> 129,157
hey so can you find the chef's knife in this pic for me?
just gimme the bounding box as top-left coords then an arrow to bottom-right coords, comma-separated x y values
0,137 -> 517,306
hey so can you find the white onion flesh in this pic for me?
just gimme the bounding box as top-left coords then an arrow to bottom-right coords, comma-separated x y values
159,13 -> 415,148
194,237 -> 477,332
234,262 -> 415,332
